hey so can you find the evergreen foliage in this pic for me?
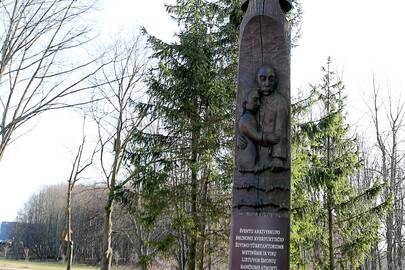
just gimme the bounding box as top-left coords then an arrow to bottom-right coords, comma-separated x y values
117,2 -> 389,269
120,0 -> 242,268
4,0 -> 402,268
291,58 -> 387,269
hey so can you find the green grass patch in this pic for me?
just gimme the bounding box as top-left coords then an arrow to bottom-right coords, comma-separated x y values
0,259 -> 97,270
0,259 -> 133,270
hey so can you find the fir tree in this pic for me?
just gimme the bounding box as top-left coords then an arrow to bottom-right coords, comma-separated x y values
291,58 -> 387,269
121,0 -> 241,268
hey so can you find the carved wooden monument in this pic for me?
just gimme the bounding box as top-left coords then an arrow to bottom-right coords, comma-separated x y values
230,0 -> 292,269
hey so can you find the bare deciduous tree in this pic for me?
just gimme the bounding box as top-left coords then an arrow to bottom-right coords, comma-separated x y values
0,0 -> 102,162
3,244 -> 10,258
65,118 -> 96,270
90,35 -> 149,270
23,247 -> 29,261
370,76 -> 405,270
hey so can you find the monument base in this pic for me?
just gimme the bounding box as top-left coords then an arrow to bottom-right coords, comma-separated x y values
229,214 -> 289,270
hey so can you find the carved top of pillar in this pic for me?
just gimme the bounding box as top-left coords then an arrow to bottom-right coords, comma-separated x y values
240,0 -> 290,35
241,0 -> 293,13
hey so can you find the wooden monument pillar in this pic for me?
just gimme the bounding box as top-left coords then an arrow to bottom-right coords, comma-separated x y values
230,0 -> 292,269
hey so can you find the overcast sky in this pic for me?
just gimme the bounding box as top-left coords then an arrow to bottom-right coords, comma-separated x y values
1,0 -> 404,222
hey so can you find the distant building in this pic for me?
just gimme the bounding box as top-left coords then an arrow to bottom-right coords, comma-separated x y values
0,222 -> 16,241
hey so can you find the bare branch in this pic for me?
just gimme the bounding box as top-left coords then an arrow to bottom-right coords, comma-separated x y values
0,0 -> 99,161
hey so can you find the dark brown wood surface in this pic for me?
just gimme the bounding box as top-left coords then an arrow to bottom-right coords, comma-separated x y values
233,0 -> 291,216
230,1 -> 291,268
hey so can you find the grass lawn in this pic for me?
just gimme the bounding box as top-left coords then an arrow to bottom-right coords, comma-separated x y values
0,259 -> 133,270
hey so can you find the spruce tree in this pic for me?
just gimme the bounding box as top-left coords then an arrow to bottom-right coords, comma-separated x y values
291,58 -> 386,269
122,0 -> 241,268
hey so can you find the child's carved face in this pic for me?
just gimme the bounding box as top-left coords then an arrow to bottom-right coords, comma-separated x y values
245,90 -> 260,113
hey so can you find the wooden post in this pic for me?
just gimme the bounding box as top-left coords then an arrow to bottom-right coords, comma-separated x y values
230,0 -> 292,269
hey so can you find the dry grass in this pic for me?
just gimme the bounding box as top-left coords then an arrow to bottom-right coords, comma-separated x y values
0,259 -> 133,270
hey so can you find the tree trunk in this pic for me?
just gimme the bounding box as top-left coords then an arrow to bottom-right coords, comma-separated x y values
395,212 -> 403,269
66,185 -> 73,270
181,228 -> 186,270
67,238 -> 74,270
101,110 -> 122,270
377,245 -> 382,270
101,198 -> 114,270
197,240 -> 205,270
371,245 -> 377,270
187,129 -> 199,270
327,186 -> 334,270
188,175 -> 197,270
197,179 -> 208,270
328,201 -> 334,270
395,198 -> 403,269
388,132 -> 397,270
326,79 -> 334,270
386,212 -> 394,270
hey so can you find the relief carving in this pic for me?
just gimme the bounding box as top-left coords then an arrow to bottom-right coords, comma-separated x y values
232,0 -> 291,213
237,89 -> 280,173
237,65 -> 289,174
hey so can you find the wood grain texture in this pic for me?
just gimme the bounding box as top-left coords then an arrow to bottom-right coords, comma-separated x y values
233,0 -> 291,217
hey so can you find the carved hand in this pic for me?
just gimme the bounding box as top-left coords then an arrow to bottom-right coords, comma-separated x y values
237,135 -> 248,150
264,133 -> 280,145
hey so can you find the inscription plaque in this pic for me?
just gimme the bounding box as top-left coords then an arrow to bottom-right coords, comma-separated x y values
230,215 -> 289,270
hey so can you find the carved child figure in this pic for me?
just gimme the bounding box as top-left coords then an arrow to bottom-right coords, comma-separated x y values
237,89 -> 280,172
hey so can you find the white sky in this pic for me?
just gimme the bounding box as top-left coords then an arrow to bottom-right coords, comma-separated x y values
1,0 -> 405,222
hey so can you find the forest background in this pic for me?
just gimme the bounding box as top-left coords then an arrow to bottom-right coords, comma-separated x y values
0,0 -> 404,269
